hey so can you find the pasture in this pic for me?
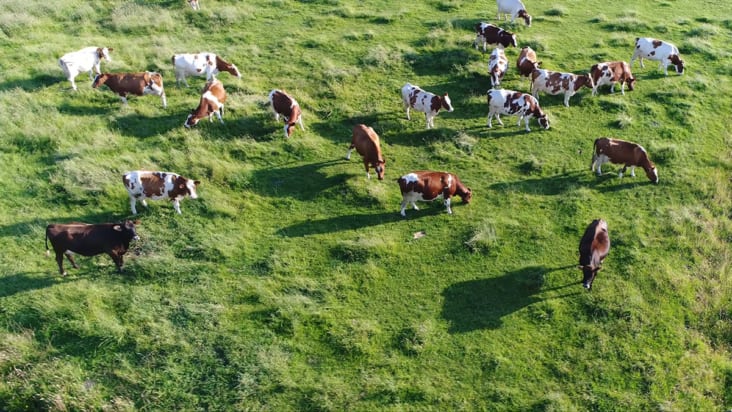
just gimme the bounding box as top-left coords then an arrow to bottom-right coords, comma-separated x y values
0,0 -> 731,410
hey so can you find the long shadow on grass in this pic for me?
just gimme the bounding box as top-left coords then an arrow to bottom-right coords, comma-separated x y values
489,170 -> 654,195
0,272 -> 63,298
250,159 -> 356,201
0,74 -> 58,92
277,208 -> 442,237
111,112 -> 183,138
442,265 -> 580,332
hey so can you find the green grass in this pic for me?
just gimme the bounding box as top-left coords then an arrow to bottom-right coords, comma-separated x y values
1,0 -> 731,410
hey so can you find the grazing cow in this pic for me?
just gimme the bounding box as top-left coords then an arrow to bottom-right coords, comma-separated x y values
172,53 -> 241,87
473,22 -> 517,52
268,89 -> 305,138
188,0 -> 200,10
487,89 -> 550,132
516,46 -> 541,79
530,69 -> 593,107
590,61 -> 636,96
122,171 -> 200,215
488,48 -> 509,87
630,37 -> 685,76
45,220 -> 140,276
185,79 -> 227,128
401,83 -> 454,129
578,219 -> 610,290
496,0 -> 532,26
397,171 -> 472,216
346,124 -> 385,180
92,72 -> 167,108
58,47 -> 113,91
591,137 -> 658,183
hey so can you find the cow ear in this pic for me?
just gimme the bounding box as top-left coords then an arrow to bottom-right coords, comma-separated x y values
179,183 -> 185,189
108,48 -> 114,52
194,180 -> 201,185
113,225 -> 122,232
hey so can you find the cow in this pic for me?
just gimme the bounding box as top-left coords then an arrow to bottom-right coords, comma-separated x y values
530,69 -> 593,107
590,61 -> 636,96
92,72 -> 167,108
346,124 -> 385,180
473,22 -> 517,52
590,137 -> 658,184
488,48 -> 509,87
397,171 -> 472,217
58,47 -> 113,91
45,220 -> 140,276
268,89 -> 305,138
578,219 -> 610,290
172,53 -> 241,87
188,0 -> 200,10
516,46 -> 541,79
630,37 -> 685,76
401,83 -> 454,129
184,79 -> 227,128
487,89 -> 550,132
496,0 -> 532,26
122,171 -> 200,215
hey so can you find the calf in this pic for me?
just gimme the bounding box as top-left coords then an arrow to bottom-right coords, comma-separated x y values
92,72 -> 167,107
268,89 -> 305,138
123,171 -> 200,214
172,53 -> 241,87
578,219 -> 610,290
496,0 -> 532,26
473,22 -> 517,52
58,47 -> 113,91
346,124 -> 385,180
397,171 -> 472,216
487,89 -> 550,132
185,79 -> 227,128
530,69 -> 593,107
590,61 -> 636,96
45,220 -> 140,276
591,137 -> 658,183
630,37 -> 685,76
488,48 -> 509,87
516,46 -> 541,79
401,83 -> 454,129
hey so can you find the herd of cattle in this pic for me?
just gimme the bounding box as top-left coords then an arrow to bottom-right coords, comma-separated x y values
46,0 -> 684,289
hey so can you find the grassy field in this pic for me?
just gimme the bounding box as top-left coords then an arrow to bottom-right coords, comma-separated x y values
0,0 -> 731,410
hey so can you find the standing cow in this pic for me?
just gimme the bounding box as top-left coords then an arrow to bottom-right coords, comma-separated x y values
578,219 -> 610,290
58,47 -> 113,91
172,53 -> 241,87
496,0 -> 532,26
590,61 -> 636,96
45,220 -> 140,276
489,48 -> 509,87
401,83 -> 454,129
487,89 -> 550,132
630,37 -> 685,76
397,171 -> 472,216
530,69 -> 593,107
184,79 -> 227,128
516,46 -> 541,79
591,137 -> 658,183
92,72 -> 167,108
268,89 -> 305,138
123,171 -> 200,214
473,22 -> 517,52
346,124 -> 385,180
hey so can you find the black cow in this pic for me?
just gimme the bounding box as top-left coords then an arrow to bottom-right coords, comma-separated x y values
578,219 -> 610,290
45,220 -> 140,276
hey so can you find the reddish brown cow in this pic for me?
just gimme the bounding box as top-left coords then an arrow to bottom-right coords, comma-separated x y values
590,61 -> 636,96
346,124 -> 385,180
578,219 -> 610,290
45,220 -> 140,276
184,79 -> 227,128
92,72 -> 167,107
591,137 -> 658,183
516,46 -> 541,78
268,89 -> 304,138
397,171 -> 472,216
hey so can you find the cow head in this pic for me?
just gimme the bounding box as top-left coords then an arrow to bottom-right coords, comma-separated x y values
441,94 -> 454,112
228,63 -> 242,79
184,110 -> 201,128
460,188 -> 473,204
627,76 -> 637,91
374,160 -> 386,180
669,54 -> 685,74
518,10 -> 532,26
114,220 -> 141,242
580,266 -> 598,290
537,114 -> 550,130
91,73 -> 108,88
97,47 -> 113,62
644,162 -> 659,184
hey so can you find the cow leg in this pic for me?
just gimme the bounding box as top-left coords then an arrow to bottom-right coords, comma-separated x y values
400,199 -> 408,217
120,95 -> 128,105
55,252 -> 67,276
619,165 -> 627,178
110,253 -> 124,273
629,165 -> 636,177
161,92 -> 168,108
619,82 -> 625,95
70,77 -> 78,91
298,116 -> 305,131
363,160 -> 371,179
523,116 -> 531,132
217,106 -> 225,124
564,93 -> 571,107
444,197 -> 452,214
129,197 -> 138,215
487,111 -> 494,128
173,199 -> 182,214
65,251 -> 79,269
405,106 -> 411,121
424,113 -> 431,129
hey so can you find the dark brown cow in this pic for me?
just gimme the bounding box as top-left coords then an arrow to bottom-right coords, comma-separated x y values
516,46 -> 541,78
578,219 -> 610,290
184,79 -> 227,128
268,89 -> 304,138
591,137 -> 658,183
397,171 -> 472,216
346,124 -> 385,180
92,72 -> 167,107
45,220 -> 140,276
590,61 -> 635,96
473,22 -> 517,52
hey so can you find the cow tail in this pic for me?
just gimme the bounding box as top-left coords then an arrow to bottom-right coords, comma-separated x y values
590,138 -> 600,170
45,228 -> 50,257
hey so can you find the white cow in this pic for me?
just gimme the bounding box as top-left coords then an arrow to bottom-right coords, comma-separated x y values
487,89 -> 549,132
630,37 -> 685,76
496,0 -> 532,26
401,83 -> 454,129
58,47 -> 113,91
172,53 -> 241,87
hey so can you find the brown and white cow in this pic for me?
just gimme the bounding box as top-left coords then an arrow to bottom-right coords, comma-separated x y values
397,171 -> 472,216
58,47 -> 113,91
473,22 -> 517,52
516,46 -> 541,79
45,220 -> 140,276
184,79 -> 227,128
578,219 -> 610,290
268,89 -> 305,138
172,53 -> 241,87
123,171 -> 200,215
590,61 -> 636,96
630,37 -> 685,76
401,83 -> 454,129
530,69 -> 593,107
92,72 -> 167,107
496,0 -> 532,26
346,124 -> 385,180
591,137 -> 658,183
487,89 -> 549,132
488,48 -> 509,87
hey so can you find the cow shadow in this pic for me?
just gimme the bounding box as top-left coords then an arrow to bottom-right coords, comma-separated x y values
277,210 -> 408,237
0,272 -> 64,298
249,159 -> 353,201
58,101 -> 115,117
0,74 -> 59,92
441,265 -> 580,332
111,112 -> 184,138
